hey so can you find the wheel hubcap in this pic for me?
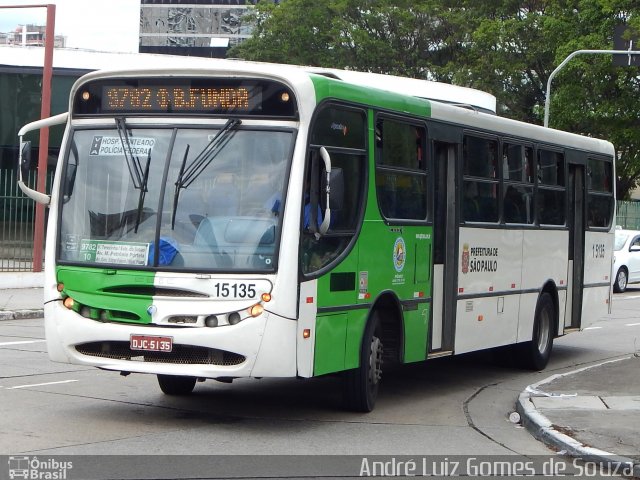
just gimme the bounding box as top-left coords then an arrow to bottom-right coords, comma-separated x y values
619,270 -> 628,290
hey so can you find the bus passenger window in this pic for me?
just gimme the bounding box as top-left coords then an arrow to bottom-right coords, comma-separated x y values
462,135 -> 499,223
375,117 -> 428,221
587,158 -> 613,228
463,181 -> 498,223
502,143 -> 534,225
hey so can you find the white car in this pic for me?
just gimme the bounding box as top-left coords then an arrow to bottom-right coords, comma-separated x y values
613,229 -> 640,292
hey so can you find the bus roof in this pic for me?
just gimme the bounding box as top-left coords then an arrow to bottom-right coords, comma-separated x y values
306,68 -> 497,114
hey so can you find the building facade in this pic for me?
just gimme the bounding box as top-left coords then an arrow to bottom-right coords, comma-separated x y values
139,0 -> 277,58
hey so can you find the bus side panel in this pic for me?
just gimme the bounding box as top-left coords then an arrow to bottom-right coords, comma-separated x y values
517,229 -> 568,342
454,228 -> 523,354
403,306 -> 429,362
312,241 -> 361,376
314,313 -> 348,376
580,230 -> 614,329
312,310 -> 368,375
455,295 -> 520,353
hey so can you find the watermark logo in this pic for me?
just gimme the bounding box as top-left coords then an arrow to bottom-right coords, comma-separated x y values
8,456 -> 73,480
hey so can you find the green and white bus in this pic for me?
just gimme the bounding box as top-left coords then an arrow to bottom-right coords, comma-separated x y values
18,61 -> 615,411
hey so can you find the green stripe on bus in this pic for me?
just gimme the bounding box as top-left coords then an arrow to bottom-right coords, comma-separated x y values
56,266 -> 155,324
310,75 -> 432,117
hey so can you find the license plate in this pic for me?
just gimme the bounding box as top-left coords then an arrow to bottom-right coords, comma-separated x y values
130,334 -> 173,352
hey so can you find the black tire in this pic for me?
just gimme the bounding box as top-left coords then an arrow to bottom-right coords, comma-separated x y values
613,267 -> 628,293
343,313 -> 384,412
157,374 -> 197,395
518,293 -> 555,370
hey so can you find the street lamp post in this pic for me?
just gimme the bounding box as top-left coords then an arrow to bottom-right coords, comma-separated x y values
544,49 -> 640,128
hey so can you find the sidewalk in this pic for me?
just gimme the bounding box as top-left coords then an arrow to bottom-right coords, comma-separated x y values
0,272 -> 44,320
518,355 -> 640,477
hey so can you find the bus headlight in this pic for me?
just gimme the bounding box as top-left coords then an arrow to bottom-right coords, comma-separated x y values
248,304 -> 264,317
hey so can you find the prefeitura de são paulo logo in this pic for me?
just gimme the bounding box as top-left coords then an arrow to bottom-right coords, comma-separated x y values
393,237 -> 406,272
461,243 -> 470,274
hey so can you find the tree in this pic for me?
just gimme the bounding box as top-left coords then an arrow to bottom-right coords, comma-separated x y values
231,0 -> 640,199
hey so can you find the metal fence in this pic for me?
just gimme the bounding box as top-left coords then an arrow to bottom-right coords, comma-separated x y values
616,201 -> 640,230
0,169 -> 52,272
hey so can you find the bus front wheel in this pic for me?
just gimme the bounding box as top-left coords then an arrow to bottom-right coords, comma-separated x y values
343,313 -> 383,412
518,293 -> 555,371
157,374 -> 197,395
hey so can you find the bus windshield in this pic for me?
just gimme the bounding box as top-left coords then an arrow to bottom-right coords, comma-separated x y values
58,125 -> 293,272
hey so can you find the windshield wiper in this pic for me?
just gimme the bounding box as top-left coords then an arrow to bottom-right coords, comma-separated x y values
115,117 -> 151,232
171,144 -> 190,229
171,118 -> 241,229
115,117 -> 144,189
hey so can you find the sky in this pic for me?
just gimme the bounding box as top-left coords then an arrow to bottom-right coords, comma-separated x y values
0,0 -> 140,52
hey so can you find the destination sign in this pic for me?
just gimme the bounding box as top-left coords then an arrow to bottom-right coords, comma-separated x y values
102,86 -> 259,113
73,78 -> 298,117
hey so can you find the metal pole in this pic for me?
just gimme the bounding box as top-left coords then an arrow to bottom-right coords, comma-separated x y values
2,4 -> 56,271
544,49 -> 640,128
31,4 -> 55,272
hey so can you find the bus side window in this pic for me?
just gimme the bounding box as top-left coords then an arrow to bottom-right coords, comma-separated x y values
537,149 -> 566,226
302,105 -> 367,275
586,158 -> 614,229
462,135 -> 499,223
375,117 -> 428,221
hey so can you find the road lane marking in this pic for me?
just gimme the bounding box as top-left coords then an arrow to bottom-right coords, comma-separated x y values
0,340 -> 46,347
617,295 -> 640,300
7,380 -> 78,390
584,326 -> 603,330
625,322 -> 640,327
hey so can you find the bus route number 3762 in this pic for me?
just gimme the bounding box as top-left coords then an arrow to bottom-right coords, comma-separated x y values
213,282 -> 257,299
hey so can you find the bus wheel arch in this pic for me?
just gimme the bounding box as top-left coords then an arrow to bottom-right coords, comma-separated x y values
342,292 -> 403,412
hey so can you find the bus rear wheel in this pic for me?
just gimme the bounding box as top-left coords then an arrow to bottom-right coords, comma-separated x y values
157,374 -> 197,395
518,292 -> 555,371
343,313 -> 383,412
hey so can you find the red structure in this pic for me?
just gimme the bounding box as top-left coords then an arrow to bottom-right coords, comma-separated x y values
2,4 -> 55,272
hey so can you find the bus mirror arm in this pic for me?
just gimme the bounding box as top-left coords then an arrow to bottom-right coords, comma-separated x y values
319,147 -> 332,235
17,112 -> 69,206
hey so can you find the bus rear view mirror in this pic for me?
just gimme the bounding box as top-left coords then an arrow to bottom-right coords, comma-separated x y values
19,141 -> 31,182
16,112 -> 68,205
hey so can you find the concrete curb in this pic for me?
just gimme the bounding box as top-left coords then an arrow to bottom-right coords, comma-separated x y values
517,356 -> 640,478
0,309 -> 44,321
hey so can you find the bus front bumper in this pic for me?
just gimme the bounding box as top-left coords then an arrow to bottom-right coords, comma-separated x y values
44,301 -> 297,378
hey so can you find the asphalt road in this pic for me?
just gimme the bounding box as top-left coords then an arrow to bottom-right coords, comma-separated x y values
1,289 -> 639,478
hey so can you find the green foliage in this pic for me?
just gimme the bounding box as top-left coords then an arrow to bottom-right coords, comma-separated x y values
231,0 -> 640,199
